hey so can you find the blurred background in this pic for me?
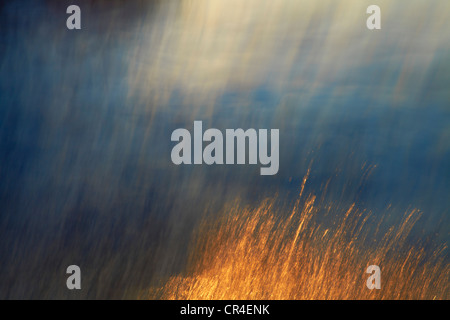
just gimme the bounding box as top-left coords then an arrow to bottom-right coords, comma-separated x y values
0,0 -> 449,299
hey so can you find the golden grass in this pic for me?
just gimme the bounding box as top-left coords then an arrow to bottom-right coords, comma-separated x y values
143,175 -> 449,300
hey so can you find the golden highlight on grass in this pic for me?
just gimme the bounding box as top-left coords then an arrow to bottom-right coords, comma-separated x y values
143,177 -> 449,300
